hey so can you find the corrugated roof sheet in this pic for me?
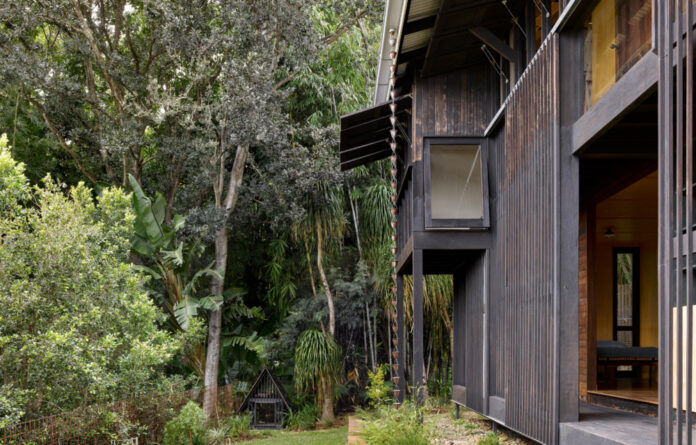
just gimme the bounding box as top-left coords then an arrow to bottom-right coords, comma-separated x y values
402,28 -> 434,52
407,0 -> 441,21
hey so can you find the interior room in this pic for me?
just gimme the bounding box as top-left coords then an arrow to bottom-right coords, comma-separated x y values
589,171 -> 659,409
577,88 -> 659,413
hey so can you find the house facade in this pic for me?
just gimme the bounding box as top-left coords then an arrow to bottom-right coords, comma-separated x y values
339,0 -> 694,443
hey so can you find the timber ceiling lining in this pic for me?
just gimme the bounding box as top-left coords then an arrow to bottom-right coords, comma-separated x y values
421,0 -> 525,77
396,0 -> 526,78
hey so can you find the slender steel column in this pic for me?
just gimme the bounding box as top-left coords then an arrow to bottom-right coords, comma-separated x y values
396,274 -> 406,404
412,248 -> 425,404
685,0 -> 694,440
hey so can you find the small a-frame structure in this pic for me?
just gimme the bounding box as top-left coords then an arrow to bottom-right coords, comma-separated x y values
239,368 -> 292,429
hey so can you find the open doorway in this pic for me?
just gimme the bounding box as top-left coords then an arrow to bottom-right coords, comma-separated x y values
580,169 -> 659,413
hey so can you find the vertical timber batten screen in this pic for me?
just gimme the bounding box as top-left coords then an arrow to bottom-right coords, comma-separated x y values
501,34 -> 560,445
658,0 -> 695,443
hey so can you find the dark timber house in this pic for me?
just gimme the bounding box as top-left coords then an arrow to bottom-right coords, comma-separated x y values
339,0 -> 696,443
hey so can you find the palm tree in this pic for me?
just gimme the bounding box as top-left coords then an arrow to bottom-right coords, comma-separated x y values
294,329 -> 342,423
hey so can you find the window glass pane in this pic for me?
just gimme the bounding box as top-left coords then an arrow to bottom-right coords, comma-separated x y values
585,0 -> 652,106
616,252 -> 634,346
430,144 -> 483,220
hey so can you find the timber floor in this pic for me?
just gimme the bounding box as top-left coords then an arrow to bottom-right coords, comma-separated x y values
594,376 -> 658,404
588,388 -> 658,405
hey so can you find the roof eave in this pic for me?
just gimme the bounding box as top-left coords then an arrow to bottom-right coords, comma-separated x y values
374,0 -> 409,105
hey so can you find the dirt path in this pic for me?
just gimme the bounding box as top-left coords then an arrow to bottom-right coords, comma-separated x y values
425,408 -> 535,444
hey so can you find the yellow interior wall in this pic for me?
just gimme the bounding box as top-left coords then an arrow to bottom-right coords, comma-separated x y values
591,0 -> 617,104
594,172 -> 658,348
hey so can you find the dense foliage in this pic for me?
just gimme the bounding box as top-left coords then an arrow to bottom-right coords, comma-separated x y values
0,146 -> 178,422
0,0 -> 456,429
163,401 -> 207,445
361,401 -> 429,445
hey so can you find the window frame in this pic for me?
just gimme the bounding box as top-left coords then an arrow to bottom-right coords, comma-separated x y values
612,246 -> 641,347
423,137 -> 490,229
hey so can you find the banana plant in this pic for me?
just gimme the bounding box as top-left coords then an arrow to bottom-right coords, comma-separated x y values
128,174 -> 261,377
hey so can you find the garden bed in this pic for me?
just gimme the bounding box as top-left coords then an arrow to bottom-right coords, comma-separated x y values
231,406 -> 535,445
425,407 -> 534,444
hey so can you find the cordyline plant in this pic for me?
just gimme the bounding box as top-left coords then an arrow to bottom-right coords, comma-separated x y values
294,329 -> 342,424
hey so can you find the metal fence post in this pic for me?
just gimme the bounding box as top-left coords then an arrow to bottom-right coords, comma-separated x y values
49,416 -> 55,445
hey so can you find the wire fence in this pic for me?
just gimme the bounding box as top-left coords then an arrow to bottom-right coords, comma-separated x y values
1,384 -> 240,444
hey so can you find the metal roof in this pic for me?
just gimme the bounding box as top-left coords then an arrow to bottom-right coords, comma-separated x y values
402,28 -> 434,53
407,0 -> 440,21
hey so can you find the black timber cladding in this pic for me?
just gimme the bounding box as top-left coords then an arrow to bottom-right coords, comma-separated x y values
497,36 -> 558,444
413,62 -> 499,160
422,36 -> 560,445
465,253 -> 486,413
656,0 -> 696,442
487,125 -> 506,401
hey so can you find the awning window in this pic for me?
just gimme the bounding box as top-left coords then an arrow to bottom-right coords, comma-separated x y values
339,95 -> 411,171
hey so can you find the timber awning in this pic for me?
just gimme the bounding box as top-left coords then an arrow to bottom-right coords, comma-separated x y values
339,95 -> 411,171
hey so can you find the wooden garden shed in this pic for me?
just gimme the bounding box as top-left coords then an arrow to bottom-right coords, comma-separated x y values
239,368 -> 292,429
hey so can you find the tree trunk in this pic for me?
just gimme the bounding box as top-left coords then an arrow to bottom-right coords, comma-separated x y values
365,301 -> 375,371
202,226 -> 227,420
202,145 -> 248,420
304,237 -> 317,297
321,381 -> 335,424
348,190 -> 361,257
315,219 -> 335,422
316,219 -> 335,336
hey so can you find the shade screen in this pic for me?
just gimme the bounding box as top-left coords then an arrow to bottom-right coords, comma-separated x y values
430,144 -> 484,220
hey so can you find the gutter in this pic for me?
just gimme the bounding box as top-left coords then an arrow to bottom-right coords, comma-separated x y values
373,0 -> 409,105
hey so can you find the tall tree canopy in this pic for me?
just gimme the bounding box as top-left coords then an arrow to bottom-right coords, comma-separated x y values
0,0 -> 455,423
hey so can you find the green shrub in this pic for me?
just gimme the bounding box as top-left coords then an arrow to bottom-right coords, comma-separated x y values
205,427 -> 227,445
361,401 -> 428,445
203,413 -> 250,444
284,404 -> 317,431
478,433 -> 500,445
224,413 -> 252,438
163,401 -> 207,445
365,365 -> 392,408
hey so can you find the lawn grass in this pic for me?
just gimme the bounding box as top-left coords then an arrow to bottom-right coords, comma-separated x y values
239,425 -> 347,444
